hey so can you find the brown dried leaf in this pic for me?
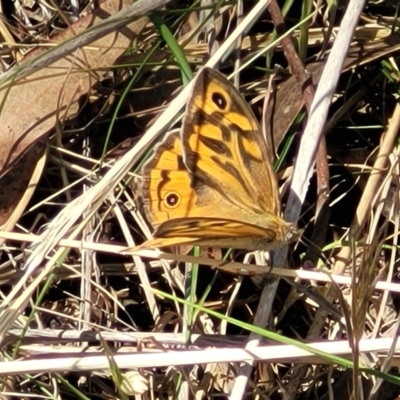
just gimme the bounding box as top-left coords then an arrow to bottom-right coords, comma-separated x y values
0,0 -> 150,175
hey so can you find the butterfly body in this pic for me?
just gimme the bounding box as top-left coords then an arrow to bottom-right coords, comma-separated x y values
137,67 -> 298,251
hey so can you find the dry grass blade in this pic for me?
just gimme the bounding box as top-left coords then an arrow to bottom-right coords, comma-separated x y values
232,0 -> 365,398
0,337 -> 398,374
0,0 -> 172,88
1,0 -> 400,398
287,0 -> 368,221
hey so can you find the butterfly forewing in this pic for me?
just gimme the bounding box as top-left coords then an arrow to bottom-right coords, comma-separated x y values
182,68 -> 280,220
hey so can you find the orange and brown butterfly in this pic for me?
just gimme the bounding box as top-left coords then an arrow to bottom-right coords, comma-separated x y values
134,67 -> 298,251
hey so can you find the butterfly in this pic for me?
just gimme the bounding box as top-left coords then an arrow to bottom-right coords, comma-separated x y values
135,67 -> 298,251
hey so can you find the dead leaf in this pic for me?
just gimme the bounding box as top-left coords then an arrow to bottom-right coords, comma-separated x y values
0,0 -> 152,176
